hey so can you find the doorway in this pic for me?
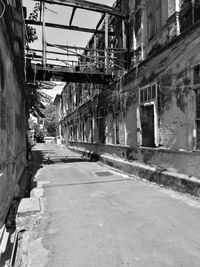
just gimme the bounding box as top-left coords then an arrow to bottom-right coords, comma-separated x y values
140,104 -> 155,147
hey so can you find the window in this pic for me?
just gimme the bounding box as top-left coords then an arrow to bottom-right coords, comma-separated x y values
194,65 -> 200,85
155,2 -> 162,33
147,1 -> 162,40
147,14 -> 154,40
193,65 -> 200,149
195,90 -> 200,149
90,120 -> 93,143
168,0 -> 176,17
140,84 -> 157,104
82,122 -> 85,142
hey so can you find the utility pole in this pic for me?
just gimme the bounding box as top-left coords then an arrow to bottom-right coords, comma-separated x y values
105,13 -> 108,74
42,1 -> 47,68
175,0 -> 180,36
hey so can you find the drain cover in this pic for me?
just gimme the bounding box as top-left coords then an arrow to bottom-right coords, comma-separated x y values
94,171 -> 113,177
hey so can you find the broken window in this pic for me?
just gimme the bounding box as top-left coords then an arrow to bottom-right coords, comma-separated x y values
193,65 -> 200,149
168,0 -> 176,17
195,90 -> 200,149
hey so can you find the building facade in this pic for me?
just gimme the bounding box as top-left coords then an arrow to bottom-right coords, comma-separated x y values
55,0 -> 200,178
0,0 -> 27,226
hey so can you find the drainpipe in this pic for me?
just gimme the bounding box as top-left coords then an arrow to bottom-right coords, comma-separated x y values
42,1 -> 46,68
141,7 -> 145,60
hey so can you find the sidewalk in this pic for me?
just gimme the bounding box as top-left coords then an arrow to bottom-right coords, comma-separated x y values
68,145 -> 200,198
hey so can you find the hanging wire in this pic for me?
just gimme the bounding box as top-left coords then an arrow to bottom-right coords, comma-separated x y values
48,42 -> 126,72
0,0 -> 5,18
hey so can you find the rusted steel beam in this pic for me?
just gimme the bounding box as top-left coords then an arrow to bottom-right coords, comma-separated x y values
26,48 -> 78,58
34,0 -> 126,18
96,13 -> 105,30
47,42 -> 128,53
27,64 -> 114,84
69,7 -> 77,26
47,42 -> 105,53
25,19 -> 115,35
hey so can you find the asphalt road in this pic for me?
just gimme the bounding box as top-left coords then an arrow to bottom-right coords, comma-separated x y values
28,143 -> 200,267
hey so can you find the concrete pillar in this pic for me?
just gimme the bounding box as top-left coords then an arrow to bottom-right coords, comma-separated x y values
175,0 -> 180,36
42,1 -> 46,68
141,2 -> 146,60
104,13 -> 108,74
122,20 -> 126,49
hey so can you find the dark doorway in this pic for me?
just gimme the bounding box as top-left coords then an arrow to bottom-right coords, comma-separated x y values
195,89 -> 200,149
98,118 -> 106,144
97,108 -> 106,144
140,105 -> 155,147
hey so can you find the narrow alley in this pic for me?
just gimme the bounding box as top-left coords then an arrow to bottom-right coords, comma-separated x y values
16,143 -> 200,267
1,1 -> 200,266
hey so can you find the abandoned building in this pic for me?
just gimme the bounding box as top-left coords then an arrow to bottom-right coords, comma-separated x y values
53,0 -> 200,179
0,1 -> 27,226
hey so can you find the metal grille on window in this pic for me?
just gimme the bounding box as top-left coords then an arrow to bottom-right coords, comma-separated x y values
140,84 -> 157,104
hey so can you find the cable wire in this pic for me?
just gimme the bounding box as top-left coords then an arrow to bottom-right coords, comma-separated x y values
0,0 -> 5,18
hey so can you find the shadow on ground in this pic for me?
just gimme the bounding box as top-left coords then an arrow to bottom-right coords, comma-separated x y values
30,150 -> 44,190
43,178 -> 130,189
42,156 -> 92,165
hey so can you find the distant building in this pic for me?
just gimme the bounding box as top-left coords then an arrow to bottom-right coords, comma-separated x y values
54,0 -> 200,178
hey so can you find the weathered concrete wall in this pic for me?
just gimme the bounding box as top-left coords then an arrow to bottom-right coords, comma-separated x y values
123,23 -> 200,151
69,141 -> 200,179
0,4 -> 27,225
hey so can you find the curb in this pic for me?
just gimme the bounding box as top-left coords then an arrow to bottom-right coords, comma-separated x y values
68,146 -> 200,198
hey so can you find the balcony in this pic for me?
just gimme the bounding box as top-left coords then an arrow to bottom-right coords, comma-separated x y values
142,0 -> 200,62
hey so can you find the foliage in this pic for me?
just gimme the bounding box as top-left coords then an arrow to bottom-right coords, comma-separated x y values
26,3 -> 40,44
29,121 -> 45,143
26,83 -> 47,118
25,3 -> 57,122
34,127 -> 45,143
43,103 -> 58,137
46,122 -> 57,137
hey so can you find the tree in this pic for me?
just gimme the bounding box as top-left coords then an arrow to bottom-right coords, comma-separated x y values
26,83 -> 46,118
26,3 -> 40,44
43,103 -> 59,137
